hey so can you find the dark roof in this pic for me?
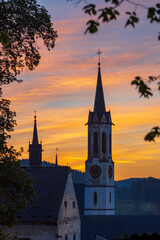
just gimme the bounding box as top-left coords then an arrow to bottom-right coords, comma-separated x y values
74,183 -> 85,215
94,67 -> 106,113
18,166 -> 70,223
81,215 -> 160,240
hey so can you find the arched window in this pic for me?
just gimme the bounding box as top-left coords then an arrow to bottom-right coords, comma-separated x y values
93,132 -> 98,154
88,133 -> 90,155
109,132 -> 111,153
64,201 -> 67,208
94,192 -> 97,204
109,192 -> 111,203
102,132 -> 107,154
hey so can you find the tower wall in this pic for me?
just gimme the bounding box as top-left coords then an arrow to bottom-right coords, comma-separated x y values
84,64 -> 115,216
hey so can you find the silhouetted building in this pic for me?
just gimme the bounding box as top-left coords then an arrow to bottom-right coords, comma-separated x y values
29,115 -> 43,167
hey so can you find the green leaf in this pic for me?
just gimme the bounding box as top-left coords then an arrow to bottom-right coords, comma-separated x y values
144,127 -> 160,142
131,76 -> 153,98
0,30 -> 9,47
82,4 -> 97,16
85,20 -> 99,34
156,3 -> 160,9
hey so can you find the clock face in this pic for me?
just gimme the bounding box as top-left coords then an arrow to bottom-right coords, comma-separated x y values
108,166 -> 113,179
90,165 -> 101,178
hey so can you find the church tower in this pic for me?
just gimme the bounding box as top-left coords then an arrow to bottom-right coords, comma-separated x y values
84,56 -> 115,215
29,114 -> 43,167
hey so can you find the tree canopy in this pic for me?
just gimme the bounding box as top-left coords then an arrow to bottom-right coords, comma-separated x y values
0,93 -> 34,229
0,0 -> 57,237
0,0 -> 57,85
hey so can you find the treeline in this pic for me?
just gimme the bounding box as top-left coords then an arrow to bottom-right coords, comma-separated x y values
116,177 -> 160,214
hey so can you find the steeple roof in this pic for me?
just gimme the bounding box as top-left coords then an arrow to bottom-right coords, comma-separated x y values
94,63 -> 106,113
55,153 -> 58,166
33,115 -> 38,144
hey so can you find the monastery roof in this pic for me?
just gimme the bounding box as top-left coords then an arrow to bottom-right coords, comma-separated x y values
81,215 -> 160,240
18,166 -> 70,224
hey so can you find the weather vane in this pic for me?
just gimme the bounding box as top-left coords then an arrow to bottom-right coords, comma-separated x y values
96,49 -> 103,66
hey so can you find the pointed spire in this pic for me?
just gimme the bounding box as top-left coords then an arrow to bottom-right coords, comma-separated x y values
32,113 -> 38,144
55,153 -> 58,166
55,148 -> 58,166
29,112 -> 42,167
94,62 -> 106,113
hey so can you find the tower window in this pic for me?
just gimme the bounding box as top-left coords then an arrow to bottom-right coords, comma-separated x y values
64,201 -> 67,208
65,235 -> 68,240
94,192 -> 97,204
73,234 -> 76,240
102,132 -> 107,154
73,201 -> 75,209
109,192 -> 111,203
109,132 -> 111,153
93,132 -> 98,154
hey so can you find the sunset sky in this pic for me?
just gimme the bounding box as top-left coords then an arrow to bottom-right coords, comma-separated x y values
3,0 -> 160,180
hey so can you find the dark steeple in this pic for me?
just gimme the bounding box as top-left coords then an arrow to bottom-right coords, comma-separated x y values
32,115 -> 38,144
55,148 -> 58,166
29,114 -> 43,167
55,153 -> 58,166
94,63 -> 106,113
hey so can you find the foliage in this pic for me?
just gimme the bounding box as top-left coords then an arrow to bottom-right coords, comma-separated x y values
77,1 -> 160,36
131,75 -> 160,141
0,0 -> 57,85
70,0 -> 160,141
0,94 -> 35,230
0,0 -> 58,238
144,126 -> 160,142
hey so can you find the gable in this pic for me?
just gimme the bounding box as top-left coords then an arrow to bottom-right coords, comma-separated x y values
58,172 -> 80,220
101,114 -> 107,123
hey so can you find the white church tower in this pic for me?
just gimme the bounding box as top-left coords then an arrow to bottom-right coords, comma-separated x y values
84,52 -> 115,215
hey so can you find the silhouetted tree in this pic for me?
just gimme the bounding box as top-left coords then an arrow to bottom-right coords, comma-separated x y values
0,93 -> 35,238
0,0 -> 57,238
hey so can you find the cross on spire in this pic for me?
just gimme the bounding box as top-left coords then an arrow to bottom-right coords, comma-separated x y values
34,110 -> 37,119
94,49 -> 105,113
96,49 -> 103,68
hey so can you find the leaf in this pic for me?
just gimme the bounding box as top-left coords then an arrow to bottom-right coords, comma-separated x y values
82,4 -> 97,16
125,12 -> 139,28
144,127 -> 160,142
84,20 -> 99,34
131,76 -> 153,98
0,30 -> 9,47
156,3 -> 160,9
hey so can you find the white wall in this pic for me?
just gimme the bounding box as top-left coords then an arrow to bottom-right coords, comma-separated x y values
84,186 -> 115,215
5,224 -> 57,240
57,172 -> 81,240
